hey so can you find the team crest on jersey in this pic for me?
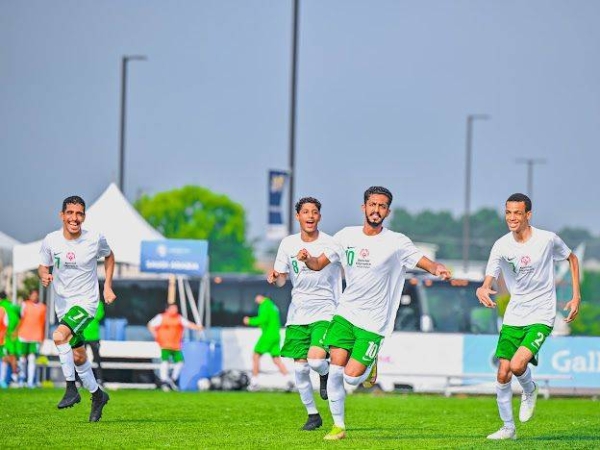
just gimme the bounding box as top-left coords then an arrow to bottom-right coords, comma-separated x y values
360,248 -> 369,258
520,255 -> 531,266
67,252 -> 76,261
356,248 -> 371,268
64,251 -> 77,268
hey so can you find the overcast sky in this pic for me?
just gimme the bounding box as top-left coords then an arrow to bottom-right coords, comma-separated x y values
1,1 -> 599,251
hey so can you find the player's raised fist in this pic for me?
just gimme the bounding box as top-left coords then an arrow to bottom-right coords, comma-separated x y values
103,286 -> 117,304
267,270 -> 280,284
41,274 -> 53,287
297,248 -> 310,261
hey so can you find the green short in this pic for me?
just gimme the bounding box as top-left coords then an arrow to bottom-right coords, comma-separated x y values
161,349 -> 184,363
3,336 -> 18,356
496,323 -> 553,366
254,333 -> 281,357
60,305 -> 93,349
324,315 -> 383,367
17,340 -> 40,356
281,320 -> 329,359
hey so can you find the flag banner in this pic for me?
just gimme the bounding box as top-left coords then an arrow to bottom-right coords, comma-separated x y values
267,170 -> 288,240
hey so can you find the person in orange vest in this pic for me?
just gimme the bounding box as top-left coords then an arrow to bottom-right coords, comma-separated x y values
147,303 -> 203,391
17,289 -> 47,388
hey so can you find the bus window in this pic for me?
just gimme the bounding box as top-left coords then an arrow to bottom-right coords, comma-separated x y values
393,282 -> 421,332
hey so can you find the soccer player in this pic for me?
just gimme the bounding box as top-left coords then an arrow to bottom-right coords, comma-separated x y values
267,197 -> 342,431
299,186 -> 451,440
82,300 -> 105,387
17,289 -> 47,388
39,195 -> 116,422
147,303 -> 204,391
0,292 -> 9,388
243,294 -> 293,391
476,193 -> 581,440
0,292 -> 21,388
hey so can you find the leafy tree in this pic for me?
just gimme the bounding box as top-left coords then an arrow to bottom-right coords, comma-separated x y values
558,227 -> 593,248
135,186 -> 257,273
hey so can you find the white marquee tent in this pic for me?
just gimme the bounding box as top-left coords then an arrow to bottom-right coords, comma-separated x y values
12,183 -> 164,273
0,230 -> 20,267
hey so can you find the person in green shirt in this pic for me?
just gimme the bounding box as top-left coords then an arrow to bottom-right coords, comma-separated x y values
82,300 -> 105,386
243,294 -> 293,391
0,292 -> 21,388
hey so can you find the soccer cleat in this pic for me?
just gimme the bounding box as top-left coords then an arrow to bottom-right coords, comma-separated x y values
486,426 -> 517,440
319,372 -> 328,400
323,425 -> 346,440
57,381 -> 81,409
89,388 -> 110,422
362,361 -> 378,388
301,413 -> 323,431
519,383 -> 538,422
167,378 -> 179,391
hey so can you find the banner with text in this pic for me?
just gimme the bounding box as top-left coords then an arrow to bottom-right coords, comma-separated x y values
140,239 -> 209,276
267,170 -> 288,240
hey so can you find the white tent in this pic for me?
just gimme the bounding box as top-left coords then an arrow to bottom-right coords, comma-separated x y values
0,230 -> 20,266
12,183 -> 164,273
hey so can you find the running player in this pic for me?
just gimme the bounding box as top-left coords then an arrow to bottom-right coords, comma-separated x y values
476,193 -> 581,440
147,303 -> 204,391
299,186 -> 451,440
267,197 -> 342,431
17,289 -> 46,388
39,195 -> 116,422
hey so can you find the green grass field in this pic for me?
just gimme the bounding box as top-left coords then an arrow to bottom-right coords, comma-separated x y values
0,388 -> 598,449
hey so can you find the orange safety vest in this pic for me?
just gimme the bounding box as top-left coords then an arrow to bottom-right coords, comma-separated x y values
18,300 -> 47,342
155,314 -> 184,350
0,307 -> 6,345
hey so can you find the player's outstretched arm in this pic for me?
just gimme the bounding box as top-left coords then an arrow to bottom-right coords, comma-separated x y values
564,252 -> 582,323
475,275 -> 497,308
103,251 -> 117,304
297,249 -> 331,271
38,265 -> 53,287
416,256 -> 451,280
267,269 -> 287,287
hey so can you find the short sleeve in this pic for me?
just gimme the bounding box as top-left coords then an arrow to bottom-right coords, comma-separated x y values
485,241 -> 502,279
97,234 -> 112,259
323,239 -> 344,265
148,314 -> 162,327
273,241 -> 290,274
180,317 -> 193,327
39,236 -> 53,266
398,236 -> 423,269
552,234 -> 571,261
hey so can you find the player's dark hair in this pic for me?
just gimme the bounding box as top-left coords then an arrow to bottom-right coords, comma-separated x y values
0,291 -> 6,299
506,193 -> 532,212
165,302 -> 178,309
364,186 -> 393,206
62,195 -> 86,213
295,197 -> 322,213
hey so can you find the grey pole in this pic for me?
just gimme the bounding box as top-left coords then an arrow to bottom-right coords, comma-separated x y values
287,0 -> 300,235
516,158 -> 546,200
463,114 -> 490,273
118,55 -> 147,195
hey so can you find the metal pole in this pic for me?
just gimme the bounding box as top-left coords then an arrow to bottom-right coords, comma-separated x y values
516,158 -> 546,200
462,114 -> 490,273
287,0 -> 300,235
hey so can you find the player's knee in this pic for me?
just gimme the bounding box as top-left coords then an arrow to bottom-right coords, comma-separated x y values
343,372 -> 362,386
53,329 -> 69,344
308,358 -> 328,374
509,360 -> 526,375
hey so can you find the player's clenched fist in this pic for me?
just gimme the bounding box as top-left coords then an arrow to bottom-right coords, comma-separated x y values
41,273 -> 53,287
267,270 -> 280,285
296,248 -> 310,261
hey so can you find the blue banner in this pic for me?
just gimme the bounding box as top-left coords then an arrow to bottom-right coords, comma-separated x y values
267,170 -> 288,240
463,334 -> 600,388
140,240 -> 209,276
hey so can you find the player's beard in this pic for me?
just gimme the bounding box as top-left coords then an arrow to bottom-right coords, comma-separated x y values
365,212 -> 385,229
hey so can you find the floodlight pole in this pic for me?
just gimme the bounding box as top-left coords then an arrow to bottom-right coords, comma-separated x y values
287,0 -> 300,235
516,158 -> 546,200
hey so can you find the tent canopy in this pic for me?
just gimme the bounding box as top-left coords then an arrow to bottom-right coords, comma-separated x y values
12,183 -> 164,273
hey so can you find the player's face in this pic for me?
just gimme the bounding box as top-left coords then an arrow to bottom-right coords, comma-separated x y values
60,203 -> 85,237
30,291 -> 39,303
166,304 -> 178,316
362,194 -> 391,228
296,202 -> 321,234
505,201 -> 531,233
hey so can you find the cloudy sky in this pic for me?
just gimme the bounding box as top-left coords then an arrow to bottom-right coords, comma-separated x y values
1,1 -> 599,252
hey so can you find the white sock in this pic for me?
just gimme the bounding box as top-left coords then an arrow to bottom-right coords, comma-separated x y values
171,362 -> 183,381
516,366 -> 535,394
56,343 -> 76,381
18,357 -> 27,382
250,375 -> 259,386
327,364 -> 346,428
307,358 -> 329,376
496,381 -> 514,429
295,362 -> 317,415
159,361 -> 169,382
27,354 -> 37,386
75,360 -> 99,393
0,361 -> 7,383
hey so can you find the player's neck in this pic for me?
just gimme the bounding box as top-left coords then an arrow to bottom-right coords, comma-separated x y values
300,229 -> 319,242
362,223 -> 384,236
62,228 -> 82,240
512,225 -> 532,243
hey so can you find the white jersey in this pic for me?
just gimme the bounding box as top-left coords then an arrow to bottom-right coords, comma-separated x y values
273,232 -> 342,325
39,229 -> 112,319
485,227 -> 571,327
333,226 -> 423,336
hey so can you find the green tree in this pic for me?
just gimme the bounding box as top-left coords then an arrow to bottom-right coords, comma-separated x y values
135,186 -> 257,273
